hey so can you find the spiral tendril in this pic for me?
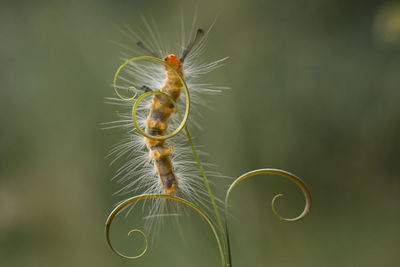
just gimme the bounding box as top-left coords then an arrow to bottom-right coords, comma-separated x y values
222,168 -> 311,266
113,71 -> 138,100
225,168 -> 311,222
109,228 -> 149,259
105,194 -> 226,266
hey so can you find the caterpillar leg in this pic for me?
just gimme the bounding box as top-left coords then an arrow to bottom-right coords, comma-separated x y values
140,85 -> 153,92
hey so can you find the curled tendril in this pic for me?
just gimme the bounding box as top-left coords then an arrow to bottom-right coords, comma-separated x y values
110,229 -> 149,259
225,168 -> 311,222
113,56 -> 190,141
113,71 -> 138,100
222,168 -> 311,266
105,194 -> 226,266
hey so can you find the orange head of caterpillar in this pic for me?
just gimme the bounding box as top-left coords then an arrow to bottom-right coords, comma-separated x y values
164,54 -> 182,71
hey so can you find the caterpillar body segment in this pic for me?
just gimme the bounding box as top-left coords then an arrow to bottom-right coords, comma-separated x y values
145,54 -> 184,195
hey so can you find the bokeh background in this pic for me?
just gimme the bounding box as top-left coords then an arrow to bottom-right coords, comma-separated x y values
1,0 -> 400,266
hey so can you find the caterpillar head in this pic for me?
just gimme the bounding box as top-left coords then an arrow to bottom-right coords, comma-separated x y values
164,54 -> 182,70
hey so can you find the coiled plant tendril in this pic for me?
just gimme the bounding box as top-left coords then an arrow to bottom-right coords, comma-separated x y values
223,169 -> 311,265
105,194 -> 225,266
106,57 -> 312,267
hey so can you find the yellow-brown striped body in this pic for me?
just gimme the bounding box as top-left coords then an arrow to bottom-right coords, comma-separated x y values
145,54 -> 183,195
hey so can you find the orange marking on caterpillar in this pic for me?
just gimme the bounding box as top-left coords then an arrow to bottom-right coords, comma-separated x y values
145,54 -> 184,195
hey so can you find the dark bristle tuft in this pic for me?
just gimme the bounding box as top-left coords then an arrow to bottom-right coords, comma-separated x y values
180,27 -> 206,62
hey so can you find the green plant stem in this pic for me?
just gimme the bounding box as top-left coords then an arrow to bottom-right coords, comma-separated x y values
184,126 -> 227,256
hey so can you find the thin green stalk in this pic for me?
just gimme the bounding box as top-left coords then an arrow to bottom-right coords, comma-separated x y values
183,125 -> 225,239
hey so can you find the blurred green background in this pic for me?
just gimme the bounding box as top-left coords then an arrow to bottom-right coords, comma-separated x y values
1,0 -> 400,266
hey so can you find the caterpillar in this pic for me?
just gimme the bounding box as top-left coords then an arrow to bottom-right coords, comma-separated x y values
144,29 -> 204,195
144,55 -> 182,195
107,20 -> 227,211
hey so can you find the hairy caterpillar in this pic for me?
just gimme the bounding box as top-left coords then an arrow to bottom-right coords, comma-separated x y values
144,29 -> 204,195
107,20 -> 227,211
145,55 -> 183,195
